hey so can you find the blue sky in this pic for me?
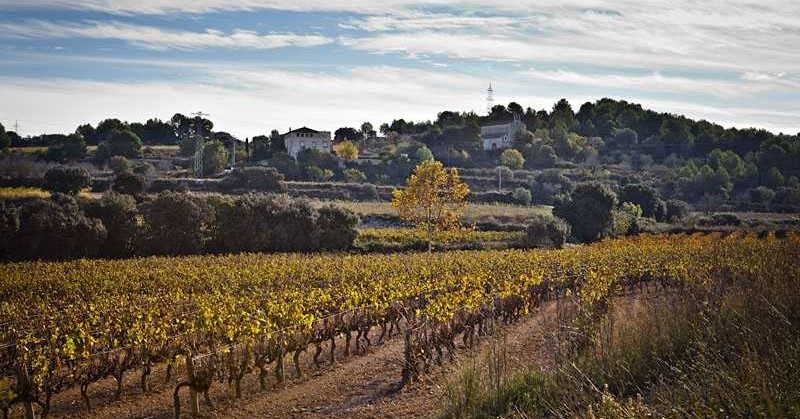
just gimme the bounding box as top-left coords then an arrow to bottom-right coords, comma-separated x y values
0,0 -> 799,138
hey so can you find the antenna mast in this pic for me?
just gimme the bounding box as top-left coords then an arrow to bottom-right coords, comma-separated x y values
190,111 -> 210,178
486,82 -> 494,115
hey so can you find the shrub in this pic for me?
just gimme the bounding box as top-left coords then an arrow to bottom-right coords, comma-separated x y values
343,168 -> 368,183
619,183 -> 661,219
500,149 -> 525,170
220,167 -> 285,192
525,215 -> 570,249
748,186 -> 776,206
2,194 -> 106,260
44,134 -> 87,162
83,193 -> 139,257
316,205 -> 359,250
139,192 -> 214,255
700,213 -> 742,227
553,182 -> 617,243
112,172 -> 147,196
211,194 -> 320,253
95,129 -> 142,163
149,178 -> 189,193
512,187 -> 532,206
665,199 -> 690,222
43,166 -> 91,195
620,202 -> 643,217
108,156 -> 132,174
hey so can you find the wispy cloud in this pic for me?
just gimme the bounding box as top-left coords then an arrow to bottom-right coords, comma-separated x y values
519,69 -> 798,99
0,20 -> 332,50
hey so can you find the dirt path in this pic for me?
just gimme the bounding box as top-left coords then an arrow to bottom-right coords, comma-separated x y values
31,299 -> 566,419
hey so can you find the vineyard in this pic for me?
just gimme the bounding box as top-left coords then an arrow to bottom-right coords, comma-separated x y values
1,232 -> 798,418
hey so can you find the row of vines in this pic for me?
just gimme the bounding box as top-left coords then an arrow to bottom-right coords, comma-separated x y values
1,232 -> 798,418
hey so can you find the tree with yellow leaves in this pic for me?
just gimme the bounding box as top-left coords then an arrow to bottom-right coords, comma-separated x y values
391,160 -> 470,252
333,140 -> 359,160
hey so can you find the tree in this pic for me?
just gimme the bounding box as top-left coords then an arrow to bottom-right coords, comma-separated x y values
334,127 -> 363,143
343,168 -> 367,183
3,195 -> 106,260
665,199 -> 690,222
83,193 -> 139,257
317,205 -> 359,250
360,122 -> 376,139
619,183 -> 661,218
513,187 -> 532,206
391,160 -> 469,251
108,156 -> 132,174
43,166 -> 91,195
766,167 -> 785,189
749,186 -> 776,208
551,99 -> 577,131
203,140 -> 229,176
139,192 -> 214,255
112,172 -> 147,196
525,215 -> 570,249
500,149 -> 525,170
0,122 -> 10,151
334,140 -> 359,160
220,167 -> 285,192
553,182 -> 617,243
96,129 -> 143,163
415,146 -> 434,162
44,134 -> 87,162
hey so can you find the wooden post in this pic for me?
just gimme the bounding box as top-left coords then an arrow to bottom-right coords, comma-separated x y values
185,356 -> 199,417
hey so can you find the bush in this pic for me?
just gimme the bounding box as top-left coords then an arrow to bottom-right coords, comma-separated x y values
619,183 -> 662,219
699,213 -> 742,227
665,199 -> 690,222
95,129 -> 142,163
500,149 -> 525,170
1,195 -> 106,260
139,192 -> 214,255
44,134 -> 87,162
316,205 -> 359,250
553,182 -> 617,243
43,166 -> 91,195
108,156 -> 132,174
149,178 -> 189,193
525,215 -> 570,249
343,168 -> 367,183
220,167 -> 285,192
83,193 -> 139,257
512,187 -> 532,206
748,186 -> 775,206
112,172 -> 147,196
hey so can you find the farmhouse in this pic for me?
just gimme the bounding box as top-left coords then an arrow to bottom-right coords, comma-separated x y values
480,115 -> 525,151
283,127 -> 332,158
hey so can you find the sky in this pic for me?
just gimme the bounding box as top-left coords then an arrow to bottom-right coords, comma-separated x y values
0,0 -> 799,138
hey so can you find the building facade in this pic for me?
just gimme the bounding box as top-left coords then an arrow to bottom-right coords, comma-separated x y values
480,115 -> 525,151
283,127 -> 332,158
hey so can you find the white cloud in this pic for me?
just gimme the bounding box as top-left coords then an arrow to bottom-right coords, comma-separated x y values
0,20 -> 332,50
519,69 -> 793,98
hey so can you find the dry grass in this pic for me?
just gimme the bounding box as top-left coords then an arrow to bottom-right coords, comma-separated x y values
313,200 -> 551,222
7,146 -> 48,155
0,187 -> 95,200
0,186 -> 50,199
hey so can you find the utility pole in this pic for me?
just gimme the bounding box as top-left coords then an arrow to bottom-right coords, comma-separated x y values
190,111 -> 210,178
498,166 -> 502,191
230,141 -> 236,169
13,120 -> 19,134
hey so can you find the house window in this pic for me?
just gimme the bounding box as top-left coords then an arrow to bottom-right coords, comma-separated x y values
312,142 -> 317,148
300,141 -> 305,147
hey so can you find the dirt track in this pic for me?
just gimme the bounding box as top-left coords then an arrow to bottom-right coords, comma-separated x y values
30,299 -> 568,419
